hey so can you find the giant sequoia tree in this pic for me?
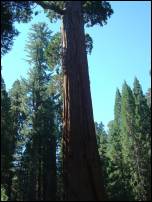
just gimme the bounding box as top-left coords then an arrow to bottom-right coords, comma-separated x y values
34,1 -> 113,200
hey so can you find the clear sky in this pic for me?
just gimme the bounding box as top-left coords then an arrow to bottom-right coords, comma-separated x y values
1,1 -> 151,130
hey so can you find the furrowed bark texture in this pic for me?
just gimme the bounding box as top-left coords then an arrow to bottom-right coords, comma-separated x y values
62,2 -> 105,201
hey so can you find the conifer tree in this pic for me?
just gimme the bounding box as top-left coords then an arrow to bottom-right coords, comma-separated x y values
133,77 -> 151,200
23,23 -> 57,201
146,70 -> 151,108
121,81 -> 135,200
8,79 -> 30,201
95,122 -> 108,197
1,77 -> 15,200
106,89 -> 126,201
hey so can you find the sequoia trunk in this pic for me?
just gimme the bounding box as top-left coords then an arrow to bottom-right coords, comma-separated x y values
62,2 -> 105,201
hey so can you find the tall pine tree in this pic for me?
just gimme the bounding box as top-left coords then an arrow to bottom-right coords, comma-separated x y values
24,23 -> 57,201
132,77 -> 151,200
121,81 -> 135,200
106,89 -> 126,201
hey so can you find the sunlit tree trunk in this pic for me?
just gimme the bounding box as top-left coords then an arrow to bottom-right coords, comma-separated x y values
61,1 -> 105,201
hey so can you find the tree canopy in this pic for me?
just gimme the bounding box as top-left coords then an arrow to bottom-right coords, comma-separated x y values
1,1 -> 33,55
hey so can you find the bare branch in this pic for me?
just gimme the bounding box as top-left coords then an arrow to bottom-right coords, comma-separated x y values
34,1 -> 65,15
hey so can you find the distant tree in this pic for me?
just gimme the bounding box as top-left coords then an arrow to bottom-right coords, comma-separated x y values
95,122 -> 108,196
146,70 -> 151,108
106,89 -> 127,201
95,122 -> 107,161
106,80 -> 151,201
23,23 -> 57,201
132,77 -> 151,201
121,81 -> 135,200
146,88 -> 151,108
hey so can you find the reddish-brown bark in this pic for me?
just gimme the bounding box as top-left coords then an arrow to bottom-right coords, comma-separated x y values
62,2 -> 105,201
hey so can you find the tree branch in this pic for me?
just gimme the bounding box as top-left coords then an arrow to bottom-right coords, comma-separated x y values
34,1 -> 65,15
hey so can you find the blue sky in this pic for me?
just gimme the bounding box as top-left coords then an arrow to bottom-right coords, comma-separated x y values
1,1 -> 151,130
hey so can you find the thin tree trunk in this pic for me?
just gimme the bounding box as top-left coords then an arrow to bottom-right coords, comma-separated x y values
61,2 -> 105,201
44,133 -> 57,201
38,145 -> 42,200
7,173 -> 12,201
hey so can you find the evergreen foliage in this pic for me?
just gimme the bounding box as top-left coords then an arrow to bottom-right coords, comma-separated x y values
132,77 -> 151,200
100,80 -> 151,201
38,1 -> 113,27
1,185 -> 8,201
1,1 -> 33,55
1,77 -> 15,200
